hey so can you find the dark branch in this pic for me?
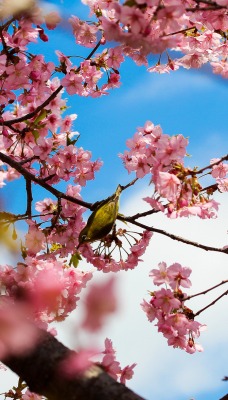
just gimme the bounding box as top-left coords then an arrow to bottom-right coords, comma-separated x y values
185,280 -> 228,300
117,214 -> 228,254
25,179 -> 32,218
0,151 -> 227,255
3,329 -> 145,400
194,290 -> 228,317
0,151 -> 92,209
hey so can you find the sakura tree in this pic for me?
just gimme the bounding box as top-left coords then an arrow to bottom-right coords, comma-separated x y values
0,0 -> 228,399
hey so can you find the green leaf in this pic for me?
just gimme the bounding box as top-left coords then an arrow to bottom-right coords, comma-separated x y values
69,252 -> 82,268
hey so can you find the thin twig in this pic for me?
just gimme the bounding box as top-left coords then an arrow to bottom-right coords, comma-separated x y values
185,280 -> 228,300
120,177 -> 138,191
25,179 -> 32,218
193,154 -> 228,175
194,290 -> 228,317
118,214 -> 228,254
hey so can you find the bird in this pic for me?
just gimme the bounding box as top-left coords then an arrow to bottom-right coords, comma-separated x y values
77,184 -> 122,247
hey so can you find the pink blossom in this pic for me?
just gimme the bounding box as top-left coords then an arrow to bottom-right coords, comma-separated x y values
143,196 -> 165,212
61,70 -> 84,95
211,158 -> 228,178
167,334 -> 187,350
101,339 -> 121,380
186,341 -> 204,354
69,16 -> 98,47
120,6 -> 145,35
168,263 -> 192,289
149,262 -> 170,286
35,198 -> 57,221
33,137 -> 53,160
5,60 -> 30,90
156,171 -> 181,201
25,224 -> 46,255
28,268 -> 66,313
153,288 -> 181,314
177,53 -> 208,69
141,299 -> 157,322
148,63 -> 172,74
102,338 -> 116,358
106,46 -> 125,69
22,389 -> 43,400
120,363 -> 137,385
45,11 -> 61,30
82,277 -> 117,331
56,50 -> 73,72
217,178 -> 228,192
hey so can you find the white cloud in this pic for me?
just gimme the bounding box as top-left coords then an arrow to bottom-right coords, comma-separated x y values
120,69 -> 221,105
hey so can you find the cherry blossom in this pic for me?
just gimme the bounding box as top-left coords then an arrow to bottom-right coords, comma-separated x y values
82,277 -> 117,331
142,262 -> 206,353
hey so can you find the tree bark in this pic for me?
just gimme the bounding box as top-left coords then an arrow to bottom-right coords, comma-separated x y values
3,329 -> 146,400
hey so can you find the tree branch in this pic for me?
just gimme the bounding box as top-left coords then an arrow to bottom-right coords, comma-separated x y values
185,280 -> 228,300
0,151 -> 92,209
117,215 -> 228,254
194,290 -> 228,317
2,330 -> 145,400
0,151 -> 227,255
193,154 -> 228,175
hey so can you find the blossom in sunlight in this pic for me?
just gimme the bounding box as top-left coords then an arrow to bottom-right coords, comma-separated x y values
155,172 -> 181,202
142,262 -> 205,353
211,158 -> 228,178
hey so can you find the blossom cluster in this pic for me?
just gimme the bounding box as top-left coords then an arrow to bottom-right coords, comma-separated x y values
120,120 -> 225,218
59,338 -> 136,385
0,257 -> 92,326
100,338 -> 137,385
141,262 -> 206,353
81,0 -> 228,77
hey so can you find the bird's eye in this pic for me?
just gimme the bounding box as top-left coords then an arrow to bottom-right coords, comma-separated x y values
81,234 -> 87,241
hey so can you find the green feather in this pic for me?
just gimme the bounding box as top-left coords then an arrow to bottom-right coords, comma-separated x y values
78,185 -> 122,246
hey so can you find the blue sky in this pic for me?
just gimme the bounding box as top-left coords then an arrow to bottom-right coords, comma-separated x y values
1,1 -> 228,399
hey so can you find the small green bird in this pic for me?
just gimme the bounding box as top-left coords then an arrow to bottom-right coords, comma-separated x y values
78,185 -> 122,247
